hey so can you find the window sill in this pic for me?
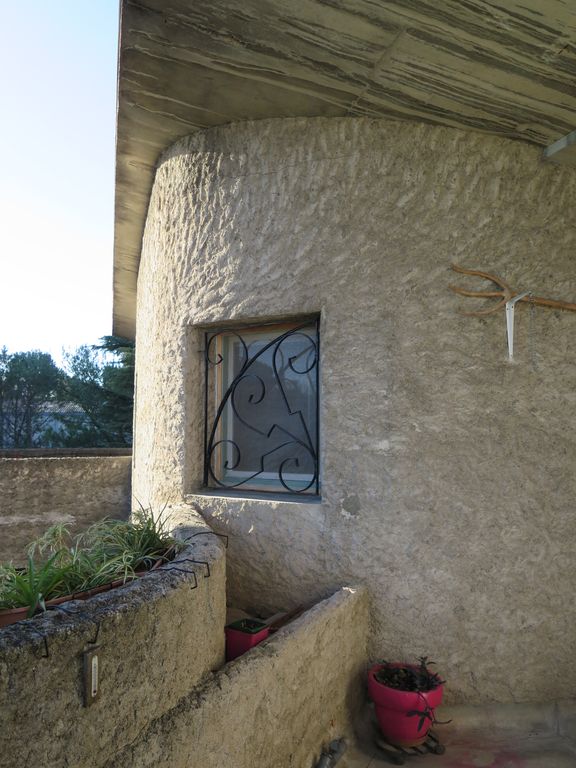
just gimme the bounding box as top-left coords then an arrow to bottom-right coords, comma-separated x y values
187,490 -> 322,505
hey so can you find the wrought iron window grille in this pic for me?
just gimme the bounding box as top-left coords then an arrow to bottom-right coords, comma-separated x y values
203,318 -> 320,496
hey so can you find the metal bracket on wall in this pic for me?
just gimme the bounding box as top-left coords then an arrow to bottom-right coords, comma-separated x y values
166,557 -> 210,579
47,603 -> 101,645
25,624 -> 50,659
159,563 -> 199,590
184,530 -> 229,548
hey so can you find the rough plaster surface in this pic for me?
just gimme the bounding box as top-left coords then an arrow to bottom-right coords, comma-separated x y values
104,585 -> 369,768
0,456 -> 132,564
114,0 -> 576,337
0,508 -> 226,768
133,117 -> 576,703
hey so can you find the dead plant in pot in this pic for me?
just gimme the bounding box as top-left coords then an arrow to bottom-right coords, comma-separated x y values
367,656 -> 446,747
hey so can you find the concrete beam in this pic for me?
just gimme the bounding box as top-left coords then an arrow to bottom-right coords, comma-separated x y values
543,130 -> 576,167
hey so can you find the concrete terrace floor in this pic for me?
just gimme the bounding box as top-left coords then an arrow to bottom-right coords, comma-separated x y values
342,703 -> 576,767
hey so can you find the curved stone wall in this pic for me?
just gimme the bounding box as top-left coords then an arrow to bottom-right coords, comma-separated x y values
134,117 -> 576,703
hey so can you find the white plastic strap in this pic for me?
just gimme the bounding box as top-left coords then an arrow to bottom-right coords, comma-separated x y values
505,291 -> 530,360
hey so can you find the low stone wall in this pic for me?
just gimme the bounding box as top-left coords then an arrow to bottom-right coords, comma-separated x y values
104,585 -> 369,768
0,492 -> 368,768
0,453 -> 132,563
0,509 -> 226,768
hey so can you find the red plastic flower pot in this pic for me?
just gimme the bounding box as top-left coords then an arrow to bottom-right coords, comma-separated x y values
225,619 -> 270,661
367,663 -> 444,747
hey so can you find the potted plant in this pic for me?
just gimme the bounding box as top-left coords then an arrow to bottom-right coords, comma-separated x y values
225,618 -> 270,660
367,657 -> 444,747
0,554 -> 74,627
0,508 -> 181,628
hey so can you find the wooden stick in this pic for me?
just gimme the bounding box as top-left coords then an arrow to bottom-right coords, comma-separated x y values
449,264 -> 576,316
519,295 -> 576,312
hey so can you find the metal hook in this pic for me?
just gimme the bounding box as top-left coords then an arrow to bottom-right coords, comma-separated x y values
47,604 -> 101,644
25,624 -> 50,659
89,622 -> 101,646
160,566 -> 198,590
176,557 -> 210,578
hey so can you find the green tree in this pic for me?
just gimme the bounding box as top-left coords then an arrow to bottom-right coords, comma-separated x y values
0,350 -> 62,448
94,335 -> 135,443
53,336 -> 134,447
0,346 -> 9,447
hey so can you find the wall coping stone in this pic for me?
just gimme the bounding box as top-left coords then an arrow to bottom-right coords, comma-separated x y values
0,448 -> 132,459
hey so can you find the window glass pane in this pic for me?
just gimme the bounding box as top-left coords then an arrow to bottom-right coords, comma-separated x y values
204,320 -> 319,495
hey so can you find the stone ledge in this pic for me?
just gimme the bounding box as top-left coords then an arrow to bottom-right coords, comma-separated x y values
0,448 -> 132,458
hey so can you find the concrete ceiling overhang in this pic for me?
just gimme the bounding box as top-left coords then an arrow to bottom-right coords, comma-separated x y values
114,0 -> 576,338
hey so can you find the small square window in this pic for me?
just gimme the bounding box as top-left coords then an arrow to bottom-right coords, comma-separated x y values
203,318 -> 319,496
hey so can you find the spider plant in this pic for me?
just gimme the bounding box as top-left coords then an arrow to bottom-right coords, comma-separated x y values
0,555 -> 73,617
0,506 -> 180,622
27,522 -> 71,561
61,548 -> 137,593
82,507 -> 177,571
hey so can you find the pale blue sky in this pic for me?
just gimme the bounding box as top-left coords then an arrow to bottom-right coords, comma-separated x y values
0,2 -> 119,364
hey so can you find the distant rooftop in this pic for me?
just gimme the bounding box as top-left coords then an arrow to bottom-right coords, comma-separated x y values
114,0 -> 576,338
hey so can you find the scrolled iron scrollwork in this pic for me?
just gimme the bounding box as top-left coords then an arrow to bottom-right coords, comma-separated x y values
205,330 -> 248,368
203,320 -> 319,495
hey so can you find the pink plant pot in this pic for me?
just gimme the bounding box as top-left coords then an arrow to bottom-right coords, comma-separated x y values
368,663 -> 444,747
225,619 -> 269,661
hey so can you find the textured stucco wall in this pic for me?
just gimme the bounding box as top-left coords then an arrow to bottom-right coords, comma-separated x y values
133,117 -> 576,703
0,508 -> 226,768
104,586 -> 368,768
0,456 -> 131,564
